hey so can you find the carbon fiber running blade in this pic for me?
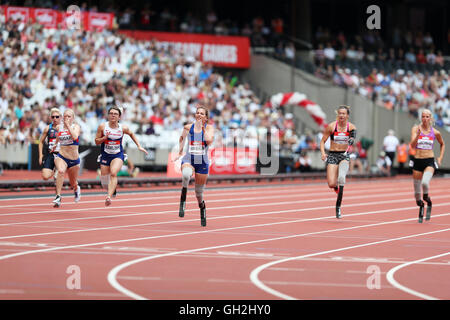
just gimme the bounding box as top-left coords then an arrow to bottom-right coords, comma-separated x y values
425,204 -> 432,221
418,205 -> 424,223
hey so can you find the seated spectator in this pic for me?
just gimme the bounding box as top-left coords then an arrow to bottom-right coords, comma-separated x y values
416,49 -> 427,64
376,151 -> 392,176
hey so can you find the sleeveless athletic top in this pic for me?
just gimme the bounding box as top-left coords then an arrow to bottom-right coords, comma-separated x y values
330,122 -> 350,145
416,127 -> 435,150
58,124 -> 79,146
101,122 -> 124,155
186,123 -> 209,160
47,123 -> 60,153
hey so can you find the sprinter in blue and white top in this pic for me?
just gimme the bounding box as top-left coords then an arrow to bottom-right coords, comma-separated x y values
175,105 -> 214,227
95,106 -> 148,206
38,108 -> 61,182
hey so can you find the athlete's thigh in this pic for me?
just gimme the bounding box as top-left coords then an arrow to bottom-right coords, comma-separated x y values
194,173 -> 208,185
327,164 -> 339,182
181,163 -> 195,174
423,166 -> 435,175
67,165 -> 79,180
412,170 -> 424,180
109,158 -> 124,175
54,157 -> 68,172
42,168 -> 54,179
100,164 -> 111,176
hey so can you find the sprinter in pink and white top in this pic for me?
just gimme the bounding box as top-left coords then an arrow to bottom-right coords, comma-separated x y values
95,106 -> 148,206
410,109 -> 445,223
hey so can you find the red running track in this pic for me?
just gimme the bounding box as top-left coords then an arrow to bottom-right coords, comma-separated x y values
0,177 -> 449,300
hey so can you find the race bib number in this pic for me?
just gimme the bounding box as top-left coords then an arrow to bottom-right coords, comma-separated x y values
48,138 -> 56,149
58,131 -> 73,145
105,140 -> 121,154
333,132 -> 349,144
189,141 -> 205,155
417,136 -> 433,150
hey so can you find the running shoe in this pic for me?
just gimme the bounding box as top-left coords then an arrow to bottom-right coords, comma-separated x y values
334,186 -> 339,194
200,201 -> 206,227
336,206 -> 341,219
53,195 -> 61,207
105,197 -> 112,206
132,167 -> 140,178
74,185 -> 81,203
112,188 -> 117,198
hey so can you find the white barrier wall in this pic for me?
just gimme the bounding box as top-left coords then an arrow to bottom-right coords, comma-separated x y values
0,144 -> 29,165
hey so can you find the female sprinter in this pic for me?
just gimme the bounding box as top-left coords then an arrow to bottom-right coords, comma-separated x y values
51,109 -> 81,207
320,105 -> 357,219
175,105 -> 214,227
38,108 -> 61,185
410,109 -> 445,223
95,106 -> 148,206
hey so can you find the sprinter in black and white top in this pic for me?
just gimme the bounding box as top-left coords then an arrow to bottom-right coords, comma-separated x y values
320,105 -> 357,219
95,106 -> 148,206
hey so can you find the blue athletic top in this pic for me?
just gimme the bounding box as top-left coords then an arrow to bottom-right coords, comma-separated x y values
182,123 -> 209,165
47,123 -> 60,153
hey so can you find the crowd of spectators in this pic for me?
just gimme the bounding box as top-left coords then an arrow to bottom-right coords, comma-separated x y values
311,28 -> 450,132
0,17 -> 305,171
8,1 -> 287,48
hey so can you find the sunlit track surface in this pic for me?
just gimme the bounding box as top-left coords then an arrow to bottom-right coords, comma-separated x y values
0,177 -> 449,300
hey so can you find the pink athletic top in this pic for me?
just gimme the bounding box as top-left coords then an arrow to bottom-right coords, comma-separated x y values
416,127 -> 435,150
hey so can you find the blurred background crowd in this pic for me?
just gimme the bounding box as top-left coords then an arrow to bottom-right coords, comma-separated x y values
0,0 -> 449,175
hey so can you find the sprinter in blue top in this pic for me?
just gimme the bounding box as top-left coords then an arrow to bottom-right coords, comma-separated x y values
38,108 -> 61,183
174,105 -> 214,227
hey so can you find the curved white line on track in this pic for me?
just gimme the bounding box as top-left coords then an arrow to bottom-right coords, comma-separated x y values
249,231 -> 450,300
385,252 -> 450,300
106,215 -> 450,300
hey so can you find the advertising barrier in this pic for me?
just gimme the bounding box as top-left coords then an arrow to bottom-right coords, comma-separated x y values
2,5 -> 114,31
119,30 -> 251,68
166,147 -> 258,177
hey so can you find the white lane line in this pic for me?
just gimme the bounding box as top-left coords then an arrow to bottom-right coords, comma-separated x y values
0,183 -> 421,216
4,205 -> 440,264
385,252 -> 450,300
249,230 -> 450,300
106,213 -> 450,300
0,177 -> 426,203
1,186 -> 448,227
2,195 -> 449,241
208,278 -> 392,289
0,185 -> 325,209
